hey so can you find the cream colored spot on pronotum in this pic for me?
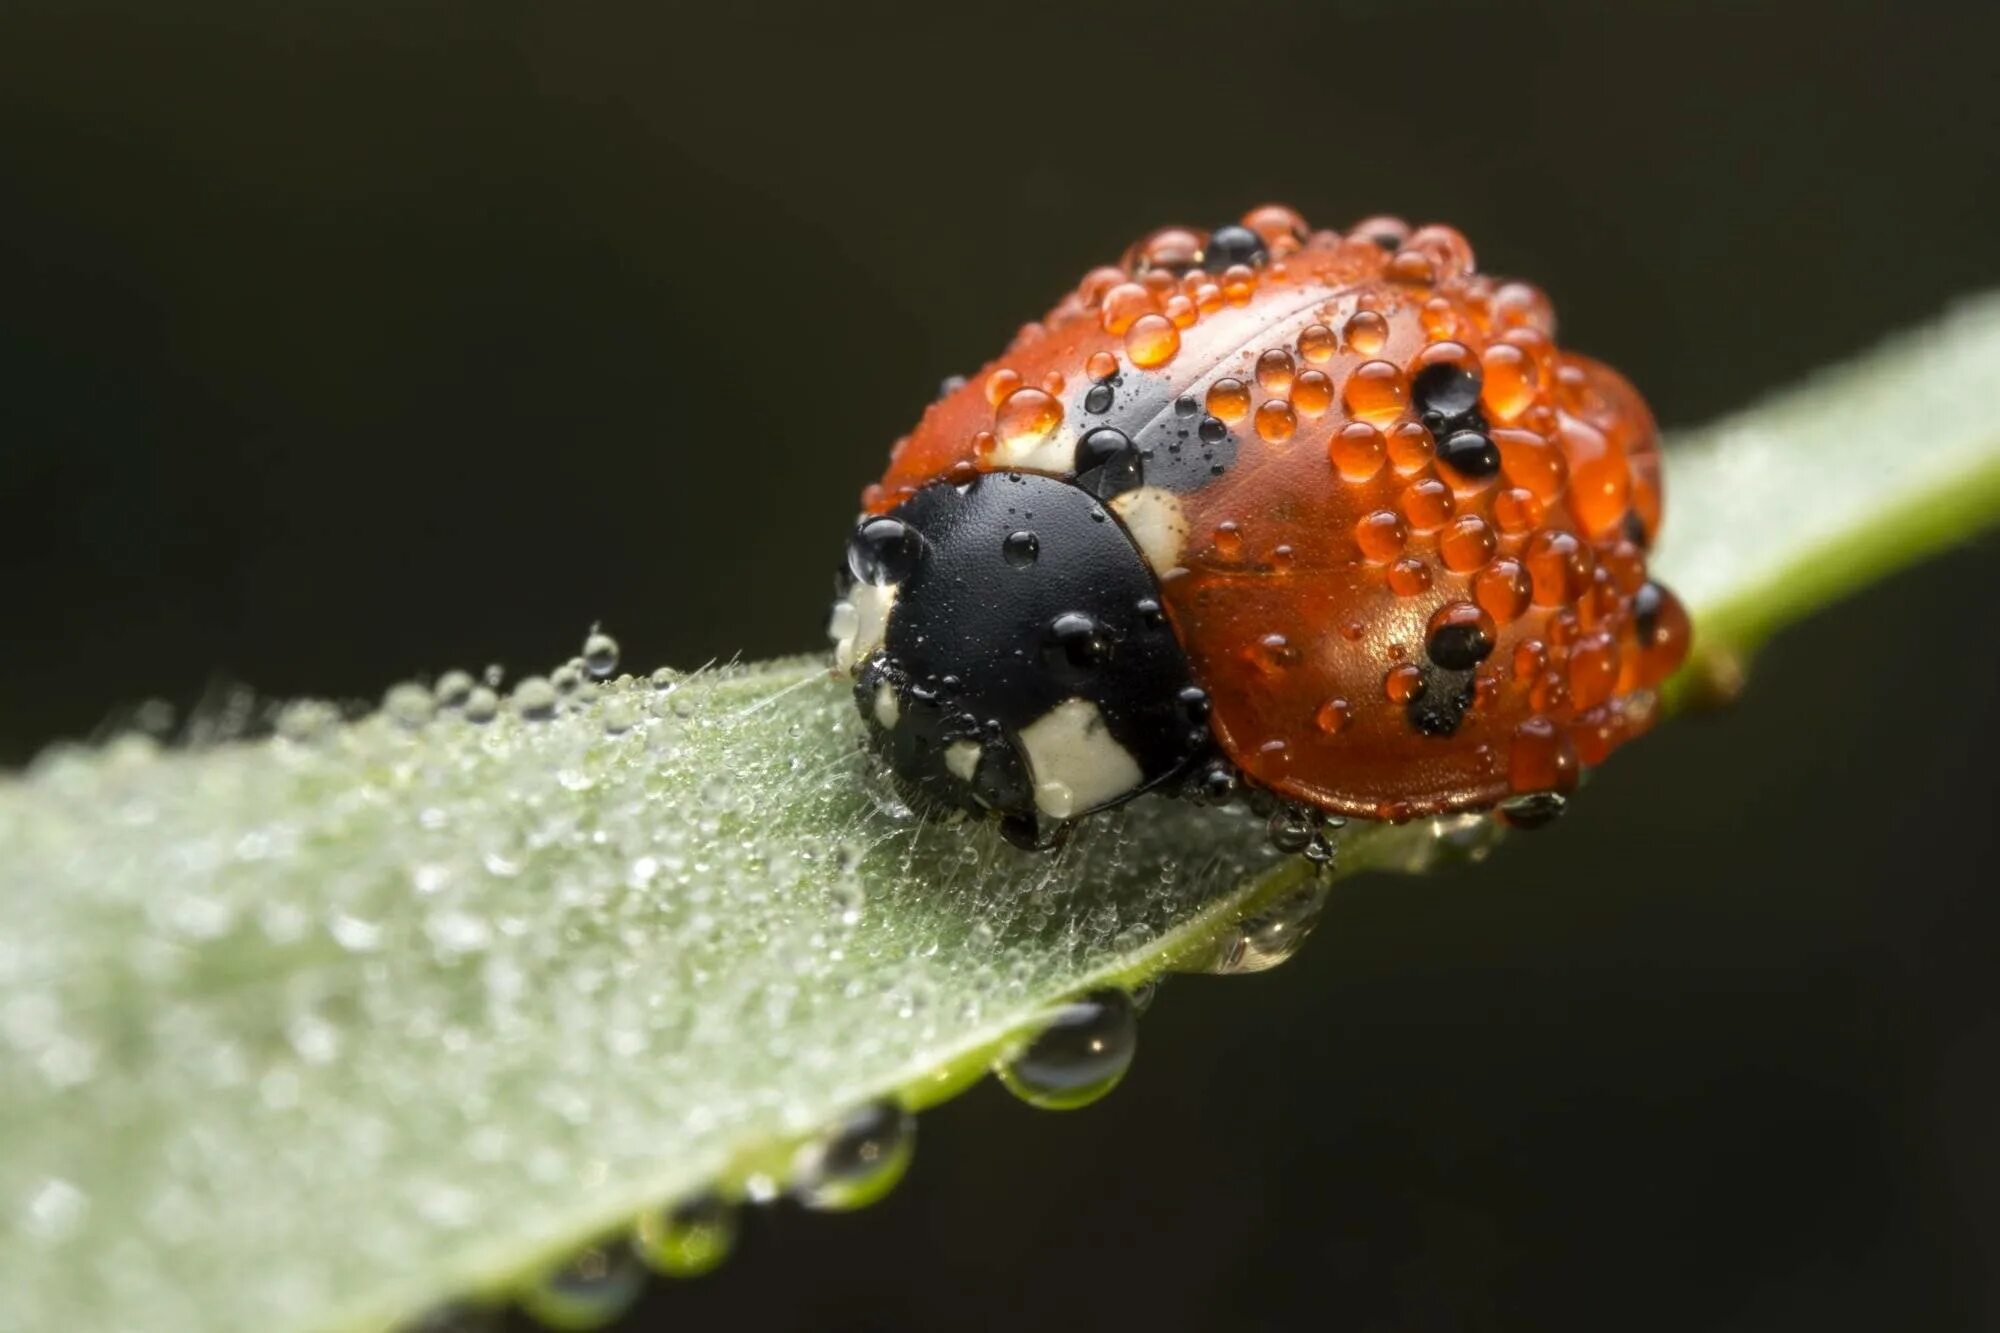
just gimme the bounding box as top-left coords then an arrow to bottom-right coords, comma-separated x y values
944,741 -> 981,783
872,683 -> 900,730
1017,698 -> 1143,820
987,420 -> 1079,474
830,581 -> 897,674
1107,486 -> 1189,575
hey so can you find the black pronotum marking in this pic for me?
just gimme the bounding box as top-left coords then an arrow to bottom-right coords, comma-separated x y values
848,472 -> 1205,835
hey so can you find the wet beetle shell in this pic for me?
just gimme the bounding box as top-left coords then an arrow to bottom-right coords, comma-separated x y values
831,208 -> 1689,836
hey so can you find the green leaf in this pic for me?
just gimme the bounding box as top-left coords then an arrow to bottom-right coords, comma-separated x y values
4,294 -> 2000,1333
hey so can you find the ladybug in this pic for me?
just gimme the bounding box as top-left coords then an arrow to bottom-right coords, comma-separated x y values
829,206 -> 1690,849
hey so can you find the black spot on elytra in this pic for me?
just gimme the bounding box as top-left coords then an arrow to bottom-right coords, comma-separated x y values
1407,668 -> 1476,737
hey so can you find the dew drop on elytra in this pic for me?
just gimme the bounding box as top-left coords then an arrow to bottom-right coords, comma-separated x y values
550,663 -> 583,696
792,1100 -> 916,1211
996,988 -> 1138,1110
633,1192 -> 737,1278
515,1241 -> 647,1331
1190,880 -> 1330,975
581,631 -> 620,679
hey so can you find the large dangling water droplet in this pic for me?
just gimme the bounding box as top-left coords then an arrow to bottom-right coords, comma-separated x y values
995,989 -> 1138,1110
516,1241 -> 647,1331
634,1192 -> 737,1278
1186,879 -> 1330,975
792,1100 -> 916,1211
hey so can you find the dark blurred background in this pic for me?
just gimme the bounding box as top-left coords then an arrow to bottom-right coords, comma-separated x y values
4,2 -> 1998,1330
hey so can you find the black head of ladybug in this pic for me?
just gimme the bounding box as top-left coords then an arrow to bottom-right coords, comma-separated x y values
830,471 -> 1206,845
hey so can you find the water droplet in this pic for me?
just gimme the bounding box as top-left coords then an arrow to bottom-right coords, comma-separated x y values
1398,478 -> 1455,532
1099,282 -> 1156,335
383,682 -> 434,728
1124,313 -> 1180,369
1353,508 -> 1406,563
1297,323 -> 1337,363
274,698 -> 339,743
1509,715 -> 1579,798
996,386 -> 1064,448
1205,223 -> 1268,270
1473,558 -> 1533,625
793,1100 -> 916,1210
1205,377 -> 1251,423
511,676 -> 557,720
581,632 -> 620,678
1438,515 -> 1497,573
1266,805 -> 1316,854
1499,790 -> 1569,829
1329,421 -> 1386,482
1480,341 -> 1542,421
1438,428 -> 1501,481
463,686 -> 499,725
1386,558 -> 1432,598
1002,529 -> 1040,567
1385,663 -> 1426,703
1253,399 -> 1297,443
1387,421 -> 1434,475
1190,880 -> 1329,974
1343,309 -> 1389,356
1040,612 -> 1106,678
1411,347 -> 1482,418
1293,368 -> 1334,416
1343,360 -> 1410,426
996,989 -> 1137,1110
634,1192 -> 737,1278
517,1242 -> 647,1331
601,698 -> 637,734
434,670 -> 475,709
549,664 -> 583,696
1255,348 -> 1296,394
847,515 -> 924,586
1426,602 -> 1497,670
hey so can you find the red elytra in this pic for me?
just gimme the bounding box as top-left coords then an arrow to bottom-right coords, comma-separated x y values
860,207 -> 1689,822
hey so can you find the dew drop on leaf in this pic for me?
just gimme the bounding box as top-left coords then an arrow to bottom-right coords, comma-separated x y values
995,989 -> 1138,1110
633,1192 -> 736,1278
791,1100 -> 915,1211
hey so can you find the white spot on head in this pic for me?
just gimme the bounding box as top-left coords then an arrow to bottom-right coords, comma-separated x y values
872,682 -> 900,729
1017,698 -> 1143,819
944,740 -> 981,783
1107,486 -> 1188,575
831,581 -> 897,674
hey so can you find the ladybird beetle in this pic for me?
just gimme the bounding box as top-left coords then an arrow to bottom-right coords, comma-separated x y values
829,207 -> 1690,849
